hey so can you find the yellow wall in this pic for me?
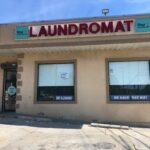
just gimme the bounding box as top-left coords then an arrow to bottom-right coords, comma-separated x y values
16,48 -> 150,123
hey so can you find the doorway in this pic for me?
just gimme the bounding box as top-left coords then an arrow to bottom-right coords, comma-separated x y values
1,63 -> 17,112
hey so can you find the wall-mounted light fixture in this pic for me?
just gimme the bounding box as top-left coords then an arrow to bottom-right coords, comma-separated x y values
102,9 -> 109,16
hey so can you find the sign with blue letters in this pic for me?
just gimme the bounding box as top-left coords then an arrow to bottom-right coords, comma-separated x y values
16,26 -> 29,39
135,18 -> 150,32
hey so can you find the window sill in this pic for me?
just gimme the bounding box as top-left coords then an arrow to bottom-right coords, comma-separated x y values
34,100 -> 77,104
107,100 -> 150,104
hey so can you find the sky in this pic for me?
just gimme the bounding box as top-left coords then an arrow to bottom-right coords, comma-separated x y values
0,0 -> 149,23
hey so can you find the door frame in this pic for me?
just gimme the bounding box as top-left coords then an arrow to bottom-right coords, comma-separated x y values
1,62 -> 17,112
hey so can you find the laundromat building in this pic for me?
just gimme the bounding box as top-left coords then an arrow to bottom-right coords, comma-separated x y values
0,14 -> 150,124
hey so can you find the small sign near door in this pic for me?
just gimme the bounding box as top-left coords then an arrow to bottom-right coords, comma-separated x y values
7,84 -> 16,96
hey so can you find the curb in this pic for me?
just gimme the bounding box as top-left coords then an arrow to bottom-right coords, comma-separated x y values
91,123 -> 129,130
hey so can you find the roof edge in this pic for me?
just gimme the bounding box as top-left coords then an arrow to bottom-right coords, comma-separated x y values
0,13 -> 150,25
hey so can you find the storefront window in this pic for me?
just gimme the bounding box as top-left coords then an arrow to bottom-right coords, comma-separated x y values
37,63 -> 75,101
108,60 -> 150,101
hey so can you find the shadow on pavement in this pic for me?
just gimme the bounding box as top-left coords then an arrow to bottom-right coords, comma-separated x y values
0,112 -> 84,129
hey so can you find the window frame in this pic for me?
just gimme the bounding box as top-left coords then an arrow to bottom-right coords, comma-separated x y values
106,58 -> 150,104
34,60 -> 77,104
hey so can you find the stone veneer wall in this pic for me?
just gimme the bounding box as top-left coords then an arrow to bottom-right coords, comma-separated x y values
16,54 -> 24,110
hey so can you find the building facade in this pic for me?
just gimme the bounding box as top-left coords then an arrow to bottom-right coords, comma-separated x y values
0,14 -> 150,124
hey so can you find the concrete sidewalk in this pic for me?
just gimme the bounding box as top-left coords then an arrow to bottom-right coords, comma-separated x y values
0,115 -> 149,150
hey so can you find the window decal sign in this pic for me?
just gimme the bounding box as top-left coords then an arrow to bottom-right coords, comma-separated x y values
7,85 -> 16,96
111,95 -> 150,101
60,72 -> 70,80
135,18 -> 150,32
56,96 -> 73,101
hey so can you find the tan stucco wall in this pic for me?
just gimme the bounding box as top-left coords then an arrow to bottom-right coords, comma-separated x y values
16,48 -> 150,123
0,55 -> 17,111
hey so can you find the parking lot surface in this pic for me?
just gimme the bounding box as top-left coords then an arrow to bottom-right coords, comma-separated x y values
0,115 -> 150,150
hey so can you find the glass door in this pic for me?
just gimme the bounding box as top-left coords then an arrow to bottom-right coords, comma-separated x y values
3,69 -> 17,112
